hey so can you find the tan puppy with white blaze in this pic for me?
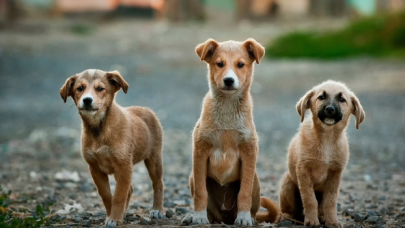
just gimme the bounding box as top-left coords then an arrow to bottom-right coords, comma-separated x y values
184,38 -> 278,226
278,81 -> 365,228
60,69 -> 164,227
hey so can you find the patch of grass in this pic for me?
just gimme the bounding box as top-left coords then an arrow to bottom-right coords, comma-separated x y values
70,23 -> 94,36
266,11 -> 405,59
0,186 -> 51,228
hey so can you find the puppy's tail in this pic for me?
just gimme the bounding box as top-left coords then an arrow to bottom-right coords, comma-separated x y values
256,197 -> 279,223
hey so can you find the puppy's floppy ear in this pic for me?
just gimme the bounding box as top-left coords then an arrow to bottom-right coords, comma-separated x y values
107,70 -> 129,93
60,75 -> 78,103
296,90 -> 315,122
195,38 -> 219,63
351,95 -> 365,129
243,38 -> 265,64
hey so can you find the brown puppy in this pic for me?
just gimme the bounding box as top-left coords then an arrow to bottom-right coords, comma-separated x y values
277,80 -> 365,228
60,69 -> 164,227
183,38 -> 277,225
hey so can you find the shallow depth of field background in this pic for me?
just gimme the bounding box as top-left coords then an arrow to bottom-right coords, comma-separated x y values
0,0 -> 404,227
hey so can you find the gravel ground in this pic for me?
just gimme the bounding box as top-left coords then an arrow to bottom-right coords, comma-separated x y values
0,18 -> 404,227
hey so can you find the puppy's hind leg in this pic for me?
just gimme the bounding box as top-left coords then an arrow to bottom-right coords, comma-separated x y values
144,154 -> 164,218
125,185 -> 134,211
279,173 -> 303,223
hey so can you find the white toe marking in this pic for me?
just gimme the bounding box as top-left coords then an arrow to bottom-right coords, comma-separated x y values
150,209 -> 164,219
235,211 -> 253,226
192,209 -> 209,224
105,217 -> 118,227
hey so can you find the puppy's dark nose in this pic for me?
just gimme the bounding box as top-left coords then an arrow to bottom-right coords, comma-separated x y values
325,106 -> 335,114
83,97 -> 93,105
224,77 -> 234,86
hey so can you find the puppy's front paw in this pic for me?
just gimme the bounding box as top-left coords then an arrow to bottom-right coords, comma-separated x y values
105,217 -> 119,228
192,210 -> 209,224
150,209 -> 165,219
234,211 -> 253,226
304,213 -> 320,227
325,220 -> 342,228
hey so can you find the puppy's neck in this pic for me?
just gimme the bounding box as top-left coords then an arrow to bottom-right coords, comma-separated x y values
210,86 -> 251,130
80,102 -> 119,137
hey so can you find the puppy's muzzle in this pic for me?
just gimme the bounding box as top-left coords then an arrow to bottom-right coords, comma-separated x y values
223,77 -> 235,87
325,106 -> 335,115
318,105 -> 342,125
83,97 -> 93,106
80,97 -> 98,112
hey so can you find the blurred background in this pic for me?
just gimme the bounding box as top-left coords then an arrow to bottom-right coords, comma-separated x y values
0,0 -> 404,227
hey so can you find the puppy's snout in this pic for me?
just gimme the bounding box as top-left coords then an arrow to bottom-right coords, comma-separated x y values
83,97 -> 93,105
223,77 -> 235,86
325,106 -> 335,114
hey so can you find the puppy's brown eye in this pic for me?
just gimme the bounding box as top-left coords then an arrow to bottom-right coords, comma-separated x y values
318,95 -> 325,100
96,86 -> 104,92
339,97 -> 346,102
237,62 -> 245,69
77,86 -> 84,92
216,62 -> 224,68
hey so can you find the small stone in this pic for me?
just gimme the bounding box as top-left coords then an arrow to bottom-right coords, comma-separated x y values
380,207 -> 387,215
164,201 -> 176,208
365,216 -> 383,224
347,225 -> 355,228
277,220 -> 293,227
73,216 -> 81,223
342,208 -> 354,217
184,198 -> 191,206
365,204 -> 378,209
166,209 -> 174,218
175,207 -> 189,214
130,203 -> 140,209
126,215 -> 137,222
392,213 -> 400,219
81,219 -> 92,227
354,213 -> 364,222
139,217 -> 151,225
379,196 -> 387,201
366,210 -> 378,218
182,213 -> 193,224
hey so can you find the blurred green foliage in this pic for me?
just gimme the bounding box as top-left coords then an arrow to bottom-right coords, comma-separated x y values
0,186 -> 51,228
266,11 -> 405,59
70,23 -> 95,36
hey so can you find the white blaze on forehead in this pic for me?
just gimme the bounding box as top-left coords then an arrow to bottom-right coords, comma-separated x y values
224,70 -> 239,88
87,69 -> 97,77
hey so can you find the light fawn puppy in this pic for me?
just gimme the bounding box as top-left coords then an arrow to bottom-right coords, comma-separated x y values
183,38 -> 278,226
60,69 -> 164,227
278,80 -> 365,228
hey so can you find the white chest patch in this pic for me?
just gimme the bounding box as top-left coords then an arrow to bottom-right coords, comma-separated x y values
320,143 -> 335,163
